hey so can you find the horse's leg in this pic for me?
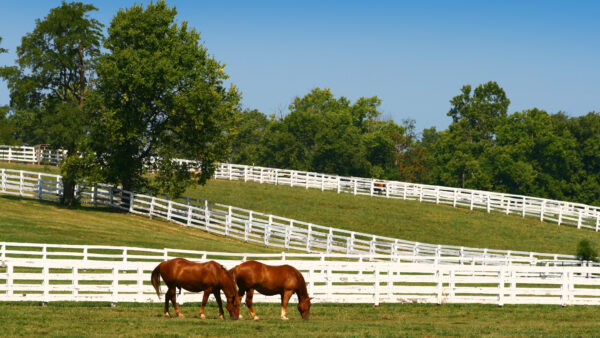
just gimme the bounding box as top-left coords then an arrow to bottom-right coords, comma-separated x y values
213,289 -> 225,320
200,290 -> 210,319
280,289 -> 293,320
164,288 -> 171,318
245,289 -> 259,321
238,289 -> 246,319
169,287 -> 184,318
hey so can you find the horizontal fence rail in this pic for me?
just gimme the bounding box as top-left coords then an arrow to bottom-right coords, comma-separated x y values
3,144 -> 599,232
0,169 -> 590,266
1,244 -> 600,306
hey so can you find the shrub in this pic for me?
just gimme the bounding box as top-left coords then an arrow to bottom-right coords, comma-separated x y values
576,239 -> 598,262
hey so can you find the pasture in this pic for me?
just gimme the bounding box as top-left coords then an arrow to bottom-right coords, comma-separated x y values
1,302 -> 598,337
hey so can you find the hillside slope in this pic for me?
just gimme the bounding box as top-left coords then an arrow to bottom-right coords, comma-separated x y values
0,195 -> 278,253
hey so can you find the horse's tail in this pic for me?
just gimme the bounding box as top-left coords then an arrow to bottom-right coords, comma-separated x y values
151,263 -> 163,300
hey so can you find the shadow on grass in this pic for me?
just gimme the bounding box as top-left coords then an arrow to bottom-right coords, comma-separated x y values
0,194 -> 127,215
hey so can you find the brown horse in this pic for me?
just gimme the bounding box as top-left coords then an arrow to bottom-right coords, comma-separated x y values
230,261 -> 312,320
151,258 -> 240,320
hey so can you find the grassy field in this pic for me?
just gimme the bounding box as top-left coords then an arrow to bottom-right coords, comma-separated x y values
2,161 -> 600,256
0,195 -> 278,253
0,302 -> 598,337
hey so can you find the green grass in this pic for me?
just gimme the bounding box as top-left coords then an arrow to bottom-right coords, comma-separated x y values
0,195 -> 278,254
0,161 -> 60,174
184,179 -> 600,256
0,302 -> 598,337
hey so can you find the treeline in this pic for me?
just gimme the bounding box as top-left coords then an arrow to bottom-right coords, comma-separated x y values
0,3 -> 599,207
228,82 -> 600,206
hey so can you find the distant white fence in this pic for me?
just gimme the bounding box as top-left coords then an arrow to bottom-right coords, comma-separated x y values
213,163 -> 600,232
3,144 -> 599,232
2,242 -> 600,306
0,168 -> 587,266
0,145 -> 65,165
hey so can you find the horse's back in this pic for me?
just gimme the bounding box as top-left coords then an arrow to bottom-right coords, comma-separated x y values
233,261 -> 305,292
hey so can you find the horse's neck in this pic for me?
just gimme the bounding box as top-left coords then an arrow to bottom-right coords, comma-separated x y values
294,274 -> 310,300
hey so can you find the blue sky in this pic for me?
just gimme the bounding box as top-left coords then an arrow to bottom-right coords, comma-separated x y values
1,1 -> 599,132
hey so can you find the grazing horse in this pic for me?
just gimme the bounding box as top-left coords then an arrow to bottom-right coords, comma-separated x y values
151,258 -> 240,320
230,261 -> 312,320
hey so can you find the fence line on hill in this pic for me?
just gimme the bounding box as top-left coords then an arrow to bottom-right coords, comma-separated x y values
2,144 -> 599,232
0,168 -> 587,265
212,163 -> 600,232
1,243 -> 600,306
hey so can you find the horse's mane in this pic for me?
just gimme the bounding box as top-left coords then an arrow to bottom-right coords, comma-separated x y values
218,263 -> 238,294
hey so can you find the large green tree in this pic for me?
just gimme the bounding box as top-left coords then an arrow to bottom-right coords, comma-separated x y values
427,81 -> 510,189
91,1 -> 240,196
0,2 -> 103,205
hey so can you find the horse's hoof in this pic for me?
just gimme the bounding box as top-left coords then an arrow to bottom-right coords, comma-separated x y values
239,314 -> 244,320
219,314 -> 224,320
177,313 -> 185,318
281,316 -> 289,321
200,314 -> 206,320
253,316 -> 260,321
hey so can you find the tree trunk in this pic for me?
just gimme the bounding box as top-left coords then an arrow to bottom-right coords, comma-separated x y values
62,177 -> 76,206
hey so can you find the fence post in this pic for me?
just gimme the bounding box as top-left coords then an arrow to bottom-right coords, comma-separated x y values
42,263 -> 49,305
72,266 -> 78,298
111,266 -> 118,307
596,214 -> 599,232
38,174 -> 43,199
225,215 -> 231,237
577,210 -> 582,229
167,201 -> 173,221
337,177 -> 341,194
558,206 -> 563,225
374,264 -> 380,306
436,268 -> 442,305
137,267 -> 143,301
129,192 -> 135,213
19,171 -> 24,196
561,271 -> 570,306
347,232 -> 355,255
522,197 -> 526,217
326,229 -> 333,254
1,168 -> 5,193
6,263 -> 13,298
469,191 -> 474,210
498,269 -> 504,307
486,195 -> 491,213
275,169 -> 279,185
186,205 -> 193,226
306,224 -> 312,252
540,200 -> 545,222
370,180 -> 374,196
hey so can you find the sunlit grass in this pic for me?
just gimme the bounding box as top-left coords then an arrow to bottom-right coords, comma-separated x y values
0,302 -> 598,337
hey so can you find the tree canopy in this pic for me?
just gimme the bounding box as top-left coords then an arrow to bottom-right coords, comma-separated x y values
90,1 -> 240,196
0,1 -> 103,205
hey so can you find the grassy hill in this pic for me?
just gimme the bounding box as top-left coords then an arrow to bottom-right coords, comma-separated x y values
0,195 -> 277,253
2,161 -> 599,255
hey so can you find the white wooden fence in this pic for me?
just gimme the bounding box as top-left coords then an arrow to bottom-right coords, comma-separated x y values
213,163 -> 600,232
0,145 -> 65,165
3,144 -> 599,232
0,168 -> 587,265
2,242 -> 600,306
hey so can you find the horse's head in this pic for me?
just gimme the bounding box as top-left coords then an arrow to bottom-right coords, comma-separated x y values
225,293 -> 240,320
224,269 -> 241,320
297,297 -> 313,320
